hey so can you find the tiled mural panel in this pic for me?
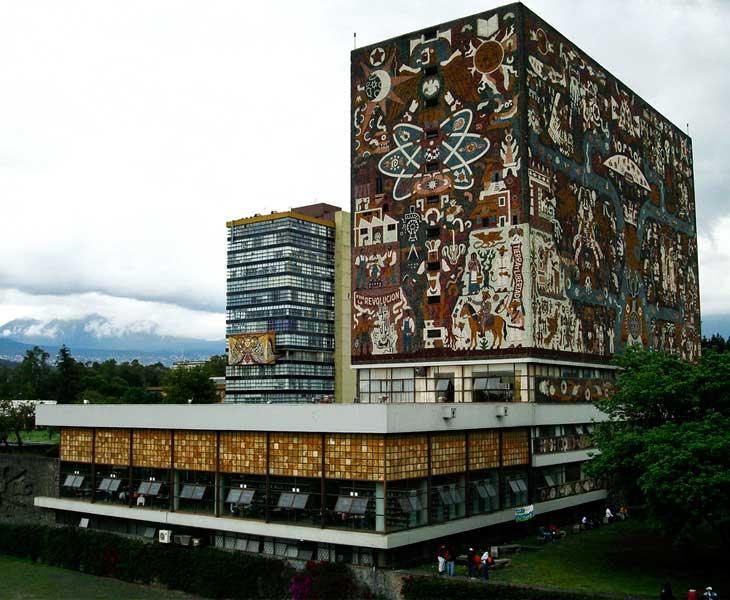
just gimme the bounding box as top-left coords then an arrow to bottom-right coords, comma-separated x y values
524,7 -> 700,360
94,428 -> 130,466
468,429 -> 500,470
132,429 -> 172,469
325,434 -> 385,481
351,6 -> 531,363
386,434 -> 428,480
269,433 -> 322,478
502,428 -> 529,466
430,432 -> 466,475
219,432 -> 267,475
173,431 -> 216,472
60,427 -> 93,463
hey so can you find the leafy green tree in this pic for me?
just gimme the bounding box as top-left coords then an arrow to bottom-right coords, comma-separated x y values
588,346 -> 730,552
163,367 -> 218,404
16,347 -> 53,399
55,345 -> 82,404
0,399 -> 36,447
201,355 -> 227,378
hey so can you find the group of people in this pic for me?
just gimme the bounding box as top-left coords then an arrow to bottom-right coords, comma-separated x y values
436,544 -> 494,581
661,583 -> 718,600
537,524 -> 566,542
580,505 -> 629,530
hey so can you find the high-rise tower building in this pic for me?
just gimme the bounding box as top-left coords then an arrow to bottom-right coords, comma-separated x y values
350,3 -> 700,402
226,204 -> 343,403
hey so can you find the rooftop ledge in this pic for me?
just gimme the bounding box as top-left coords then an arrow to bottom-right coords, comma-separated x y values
37,402 -> 607,434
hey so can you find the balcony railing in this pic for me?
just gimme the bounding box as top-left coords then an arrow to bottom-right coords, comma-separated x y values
535,478 -> 603,503
533,434 -> 594,455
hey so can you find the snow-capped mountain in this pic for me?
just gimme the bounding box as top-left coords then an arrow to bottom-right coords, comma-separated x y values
0,315 -> 224,364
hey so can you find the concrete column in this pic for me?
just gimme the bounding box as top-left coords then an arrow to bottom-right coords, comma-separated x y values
418,479 -> 429,526
375,481 -> 386,532
173,470 -> 180,511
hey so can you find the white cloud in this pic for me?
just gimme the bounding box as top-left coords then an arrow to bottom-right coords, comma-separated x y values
698,216 -> 730,315
0,288 -> 223,340
0,0 -> 727,328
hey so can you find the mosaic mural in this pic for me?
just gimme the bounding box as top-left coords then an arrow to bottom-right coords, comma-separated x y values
351,5 -> 700,363
524,8 -> 700,360
351,7 -> 528,361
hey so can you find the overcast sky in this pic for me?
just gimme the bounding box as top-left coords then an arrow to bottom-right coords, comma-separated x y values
0,0 -> 727,340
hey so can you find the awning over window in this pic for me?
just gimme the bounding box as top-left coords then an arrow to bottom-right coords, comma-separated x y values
180,484 -> 207,500
436,378 -> 453,392
63,475 -> 84,488
277,492 -> 309,509
137,481 -> 163,496
226,488 -> 255,505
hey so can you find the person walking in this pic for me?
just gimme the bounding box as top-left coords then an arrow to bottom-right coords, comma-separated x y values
703,587 -> 718,600
445,545 -> 456,577
660,582 -> 676,600
437,545 -> 446,575
467,547 -> 477,578
480,549 -> 492,581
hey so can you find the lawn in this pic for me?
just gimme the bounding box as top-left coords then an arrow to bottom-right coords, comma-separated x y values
18,429 -> 59,444
0,554 -> 203,599
416,521 -> 728,597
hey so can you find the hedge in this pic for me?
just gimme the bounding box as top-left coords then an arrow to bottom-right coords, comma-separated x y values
0,523 -> 293,599
401,575 -> 623,600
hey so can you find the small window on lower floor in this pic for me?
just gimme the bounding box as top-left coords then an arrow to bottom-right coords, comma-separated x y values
427,295 -> 441,304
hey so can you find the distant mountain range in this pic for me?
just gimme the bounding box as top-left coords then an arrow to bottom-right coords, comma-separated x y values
702,314 -> 730,339
0,315 -> 224,365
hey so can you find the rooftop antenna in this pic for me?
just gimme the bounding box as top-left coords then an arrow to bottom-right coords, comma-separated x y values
354,32 -> 357,50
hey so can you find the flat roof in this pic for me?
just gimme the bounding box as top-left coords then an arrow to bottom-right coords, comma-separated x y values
37,402 -> 605,434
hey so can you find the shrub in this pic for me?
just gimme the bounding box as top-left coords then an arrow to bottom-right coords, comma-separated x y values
401,575 -> 616,600
0,523 -> 293,599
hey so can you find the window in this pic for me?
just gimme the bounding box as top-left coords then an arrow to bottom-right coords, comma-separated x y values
180,484 -> 207,500
427,195 -> 439,204
427,295 -> 441,304
427,261 -> 440,271
424,64 -> 438,76
97,478 -> 121,493
137,481 -> 163,496
63,475 -> 85,489
376,175 -> 383,194
498,196 -> 506,207
397,494 -> 423,513
277,492 -> 309,509
423,29 -> 437,41
499,216 -> 506,227
334,496 -> 369,515
226,488 -> 255,505
427,226 -> 440,239
426,160 -> 440,172
426,128 -> 439,139
427,330 -> 441,338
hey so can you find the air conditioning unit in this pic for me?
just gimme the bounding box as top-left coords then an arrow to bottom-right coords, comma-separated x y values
495,405 -> 508,418
158,530 -> 172,544
442,406 -> 456,420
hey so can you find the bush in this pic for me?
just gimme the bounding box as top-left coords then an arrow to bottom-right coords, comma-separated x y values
0,523 -> 293,599
401,575 -> 616,600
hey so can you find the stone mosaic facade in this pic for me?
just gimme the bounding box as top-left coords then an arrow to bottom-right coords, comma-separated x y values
350,3 -> 699,365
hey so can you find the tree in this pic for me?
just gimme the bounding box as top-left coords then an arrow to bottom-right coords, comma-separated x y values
55,345 -> 82,404
163,367 -> 217,404
588,346 -> 730,552
16,347 -> 53,399
201,355 -> 227,378
0,399 -> 36,447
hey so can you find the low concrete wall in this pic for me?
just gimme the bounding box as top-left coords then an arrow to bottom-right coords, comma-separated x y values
0,453 -> 58,524
350,565 -> 406,600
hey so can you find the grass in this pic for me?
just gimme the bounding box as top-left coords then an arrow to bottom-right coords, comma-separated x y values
0,554 -> 203,599
415,521 -> 728,597
17,429 -> 60,444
